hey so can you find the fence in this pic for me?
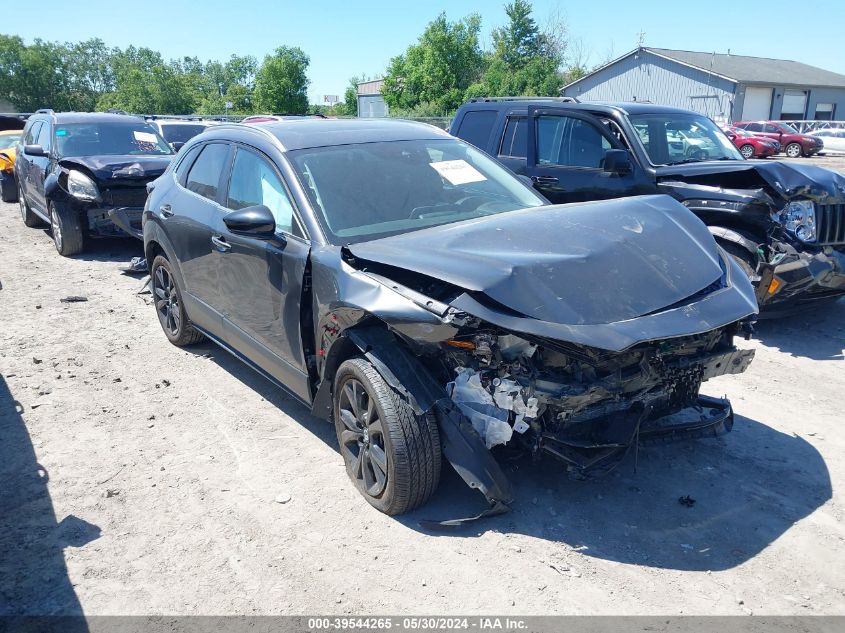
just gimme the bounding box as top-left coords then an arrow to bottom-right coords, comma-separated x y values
780,120 -> 845,133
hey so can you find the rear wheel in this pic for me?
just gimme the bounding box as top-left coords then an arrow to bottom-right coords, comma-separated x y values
18,184 -> 42,227
785,142 -> 802,158
739,144 -> 755,159
150,255 -> 205,346
49,201 -> 85,256
333,357 -> 441,515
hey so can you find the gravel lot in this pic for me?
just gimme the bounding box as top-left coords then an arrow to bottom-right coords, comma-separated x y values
1,169 -> 844,615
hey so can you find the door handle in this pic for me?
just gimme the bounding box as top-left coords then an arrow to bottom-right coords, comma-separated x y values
159,204 -> 174,218
532,175 -> 559,185
211,235 -> 231,252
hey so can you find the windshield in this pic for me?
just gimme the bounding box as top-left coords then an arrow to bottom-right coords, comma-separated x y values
0,133 -> 20,150
55,122 -> 173,157
629,113 -> 743,165
159,124 -> 208,144
289,138 -> 546,244
779,122 -> 799,134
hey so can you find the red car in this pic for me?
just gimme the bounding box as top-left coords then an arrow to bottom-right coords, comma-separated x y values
733,120 -> 823,158
724,127 -> 779,159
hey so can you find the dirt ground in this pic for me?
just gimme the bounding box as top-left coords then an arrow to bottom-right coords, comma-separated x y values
1,190 -> 844,616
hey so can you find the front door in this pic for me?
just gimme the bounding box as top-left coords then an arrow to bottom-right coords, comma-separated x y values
526,107 -> 642,204
217,145 -> 311,401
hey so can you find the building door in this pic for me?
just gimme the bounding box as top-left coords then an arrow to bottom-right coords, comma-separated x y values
742,87 -> 773,120
780,90 -> 808,120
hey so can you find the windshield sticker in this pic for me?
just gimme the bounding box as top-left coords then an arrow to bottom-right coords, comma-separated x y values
133,131 -> 158,144
430,159 -> 487,185
55,129 -> 67,136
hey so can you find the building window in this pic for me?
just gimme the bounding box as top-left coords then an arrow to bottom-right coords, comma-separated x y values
815,103 -> 835,121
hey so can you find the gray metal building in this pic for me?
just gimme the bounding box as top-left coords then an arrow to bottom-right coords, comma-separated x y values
357,79 -> 388,118
562,47 -> 845,123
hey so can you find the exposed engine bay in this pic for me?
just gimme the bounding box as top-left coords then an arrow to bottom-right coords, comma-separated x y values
435,322 -> 754,476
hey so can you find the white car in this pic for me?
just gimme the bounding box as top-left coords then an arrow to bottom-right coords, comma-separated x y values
145,119 -> 218,151
808,128 -> 845,154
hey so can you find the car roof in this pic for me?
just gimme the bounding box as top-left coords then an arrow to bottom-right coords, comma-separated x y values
38,112 -> 149,125
459,97 -> 703,117
203,118 -> 452,151
152,119 -> 213,126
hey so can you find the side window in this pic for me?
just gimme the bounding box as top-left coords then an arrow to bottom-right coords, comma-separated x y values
764,124 -> 780,133
455,110 -> 498,150
536,115 -> 611,168
499,117 -> 527,158
36,122 -> 52,152
226,148 -> 295,234
24,121 -> 42,146
174,144 -> 202,182
746,123 -> 763,132
185,143 -> 229,202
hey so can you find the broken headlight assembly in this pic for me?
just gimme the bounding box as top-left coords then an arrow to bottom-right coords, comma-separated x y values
67,169 -> 100,202
779,200 -> 816,243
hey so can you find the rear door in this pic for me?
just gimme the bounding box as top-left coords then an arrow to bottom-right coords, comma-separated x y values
217,145 -> 311,401
29,121 -> 53,212
526,107 -> 642,204
18,121 -> 42,210
163,141 -> 231,334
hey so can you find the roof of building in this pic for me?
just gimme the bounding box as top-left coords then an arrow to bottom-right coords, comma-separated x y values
566,47 -> 845,90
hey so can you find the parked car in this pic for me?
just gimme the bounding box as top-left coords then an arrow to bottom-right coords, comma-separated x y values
451,98 -> 845,315
143,119 -> 756,518
15,110 -> 174,255
733,120 -> 823,157
241,114 -> 326,124
724,127 -> 779,159
145,118 -> 217,152
807,128 -> 845,154
0,129 -> 21,202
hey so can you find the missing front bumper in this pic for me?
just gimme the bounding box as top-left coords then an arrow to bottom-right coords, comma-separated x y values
757,247 -> 845,309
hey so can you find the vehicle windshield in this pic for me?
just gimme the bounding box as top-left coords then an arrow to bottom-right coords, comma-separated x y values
779,122 -> 799,134
55,122 -> 173,157
629,113 -> 743,165
289,138 -> 546,244
0,133 -> 20,150
159,123 -> 208,144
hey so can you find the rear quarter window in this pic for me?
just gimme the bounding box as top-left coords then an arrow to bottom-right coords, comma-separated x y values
499,117 -> 527,158
455,110 -> 498,151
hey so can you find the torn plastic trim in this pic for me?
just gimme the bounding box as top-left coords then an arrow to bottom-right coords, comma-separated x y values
708,226 -> 761,259
342,326 -> 513,507
107,207 -> 144,240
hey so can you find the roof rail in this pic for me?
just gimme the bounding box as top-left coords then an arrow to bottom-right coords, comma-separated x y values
467,96 -> 580,104
35,108 -> 55,114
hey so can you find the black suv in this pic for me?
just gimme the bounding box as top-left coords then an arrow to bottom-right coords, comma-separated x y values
451,98 -> 845,314
143,119 -> 756,517
15,110 -> 174,256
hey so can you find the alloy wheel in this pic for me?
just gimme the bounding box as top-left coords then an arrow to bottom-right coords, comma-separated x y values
740,145 -> 754,159
337,377 -> 389,497
786,143 -> 801,158
153,265 -> 182,336
18,186 -> 26,221
50,206 -> 63,251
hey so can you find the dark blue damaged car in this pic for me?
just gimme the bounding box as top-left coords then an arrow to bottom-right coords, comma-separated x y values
142,119 -> 757,520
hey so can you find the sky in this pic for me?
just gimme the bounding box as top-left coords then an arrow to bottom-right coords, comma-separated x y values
6,0 -> 845,105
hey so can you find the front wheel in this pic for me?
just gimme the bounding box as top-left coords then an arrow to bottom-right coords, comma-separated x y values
739,144 -> 755,159
333,357 -> 441,515
49,201 -> 85,256
785,142 -> 802,158
150,255 -> 205,346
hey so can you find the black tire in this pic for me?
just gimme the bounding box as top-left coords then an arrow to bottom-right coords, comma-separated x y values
785,142 -> 802,158
333,357 -> 441,515
49,200 -> 85,256
739,144 -> 755,159
720,241 -> 757,279
0,174 -> 17,203
18,184 -> 42,227
150,254 -> 205,346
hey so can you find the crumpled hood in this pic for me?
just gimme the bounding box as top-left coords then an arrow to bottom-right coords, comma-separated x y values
657,159 -> 845,204
349,195 -> 731,327
59,154 -> 173,184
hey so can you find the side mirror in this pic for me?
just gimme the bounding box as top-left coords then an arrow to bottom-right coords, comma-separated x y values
171,142 -> 185,152
23,144 -> 47,157
223,204 -> 276,237
603,149 -> 632,175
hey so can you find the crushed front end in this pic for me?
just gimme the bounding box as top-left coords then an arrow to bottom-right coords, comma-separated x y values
435,321 -> 754,478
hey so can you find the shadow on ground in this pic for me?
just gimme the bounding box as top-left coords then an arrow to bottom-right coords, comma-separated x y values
0,375 -> 99,623
754,298 -> 845,360
37,229 -> 144,264
191,344 -> 831,573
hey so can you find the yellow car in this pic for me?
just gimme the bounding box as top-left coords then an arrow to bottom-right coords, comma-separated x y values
0,129 -> 21,203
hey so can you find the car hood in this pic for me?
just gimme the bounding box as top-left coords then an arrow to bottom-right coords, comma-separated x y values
348,195 -> 753,339
58,154 -> 174,184
656,159 -> 845,204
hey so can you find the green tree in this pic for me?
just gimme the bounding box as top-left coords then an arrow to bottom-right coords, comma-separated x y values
253,46 -> 310,114
491,0 -> 540,68
382,13 -> 484,114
